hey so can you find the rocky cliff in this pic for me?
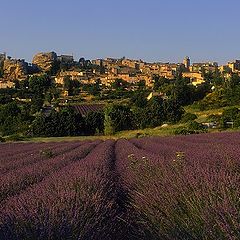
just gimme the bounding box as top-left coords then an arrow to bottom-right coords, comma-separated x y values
3,59 -> 28,80
32,52 -> 57,73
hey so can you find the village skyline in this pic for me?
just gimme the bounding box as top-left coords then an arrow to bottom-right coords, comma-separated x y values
1,0 -> 240,65
1,50 -> 239,90
1,50 -> 239,65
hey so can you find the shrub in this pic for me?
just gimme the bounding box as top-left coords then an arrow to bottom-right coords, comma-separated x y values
206,114 -> 221,122
174,121 -> 206,135
188,120 -> 205,131
174,127 -> 194,135
220,107 -> 240,128
180,112 -> 197,123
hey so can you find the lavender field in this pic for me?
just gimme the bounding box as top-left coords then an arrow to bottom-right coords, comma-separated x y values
0,132 -> 239,240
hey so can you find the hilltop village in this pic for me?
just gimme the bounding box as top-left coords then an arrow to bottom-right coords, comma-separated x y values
1,51 -> 240,140
0,51 -> 240,91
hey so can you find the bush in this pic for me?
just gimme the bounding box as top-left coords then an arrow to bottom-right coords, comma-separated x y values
220,107 -> 240,128
174,127 -> 194,135
174,121 -> 206,135
188,121 -> 205,131
180,112 -> 197,123
206,114 -> 221,122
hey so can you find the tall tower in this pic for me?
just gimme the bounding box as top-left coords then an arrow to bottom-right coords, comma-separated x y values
183,56 -> 190,70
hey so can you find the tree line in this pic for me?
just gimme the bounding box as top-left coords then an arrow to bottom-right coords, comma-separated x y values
1,72 -> 240,138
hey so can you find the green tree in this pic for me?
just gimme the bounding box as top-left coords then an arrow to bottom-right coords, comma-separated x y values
171,77 -> 194,106
130,91 -> 148,108
0,102 -> 31,136
104,107 -> 115,135
29,74 -> 52,94
29,75 -> 52,113
163,99 -> 185,123
31,108 -> 84,137
153,75 -> 168,91
132,107 -> 149,129
104,104 -> 133,134
85,111 -> 104,135
145,96 -> 165,127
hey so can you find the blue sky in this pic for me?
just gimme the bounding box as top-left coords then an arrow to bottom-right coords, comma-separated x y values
1,0 -> 239,64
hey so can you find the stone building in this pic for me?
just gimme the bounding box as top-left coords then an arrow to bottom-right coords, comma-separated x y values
57,55 -> 74,64
189,62 -> 218,73
228,60 -> 240,72
183,56 -> 190,70
182,72 -> 205,86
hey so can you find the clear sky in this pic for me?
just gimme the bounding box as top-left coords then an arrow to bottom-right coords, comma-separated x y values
1,0 -> 239,64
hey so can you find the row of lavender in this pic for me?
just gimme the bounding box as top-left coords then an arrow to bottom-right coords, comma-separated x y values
0,139 -> 137,239
115,132 -> 240,239
0,132 -> 239,239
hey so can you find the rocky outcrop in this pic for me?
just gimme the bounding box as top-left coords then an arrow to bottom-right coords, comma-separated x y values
3,59 -> 28,80
32,52 -> 57,73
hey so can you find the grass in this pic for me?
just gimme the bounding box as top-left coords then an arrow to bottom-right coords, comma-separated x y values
25,126 -> 240,143
24,123 -> 193,143
12,124 -> 185,143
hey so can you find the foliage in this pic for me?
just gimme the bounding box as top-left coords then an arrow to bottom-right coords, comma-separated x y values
163,98 -> 185,123
0,102 -> 32,136
85,111 -> 104,135
132,97 -> 184,129
188,120 -> 205,131
29,74 -> 53,113
29,74 -> 52,94
153,75 -> 169,91
104,112 -> 115,135
198,74 -> 240,110
171,77 -> 195,105
174,121 -> 206,135
180,112 -> 197,123
31,108 -> 85,137
131,107 -> 150,129
0,136 -> 5,142
130,91 -> 148,108
82,80 -> 101,96
0,95 -> 13,104
104,104 -> 133,134
220,107 -> 240,128
63,76 -> 80,96
206,114 -> 221,122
